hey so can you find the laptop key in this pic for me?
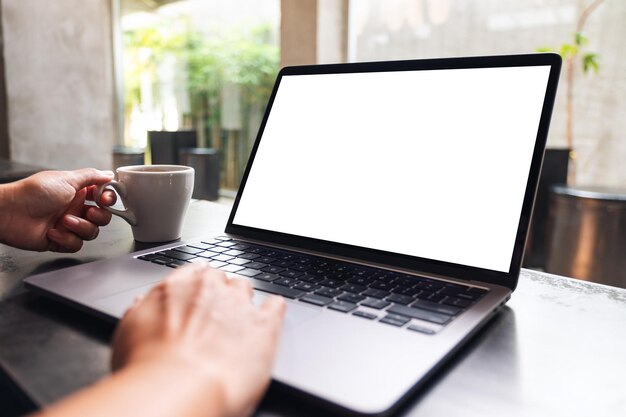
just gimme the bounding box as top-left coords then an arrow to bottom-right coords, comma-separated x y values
300,294 -> 333,306
274,277 -> 298,287
347,276 -> 375,286
362,288 -> 389,299
299,274 -> 324,284
250,279 -> 304,299
173,246 -> 205,255
212,254 -> 234,262
197,251 -> 221,259
220,264 -> 244,273
315,287 -> 343,298
407,325 -> 436,335
224,249 -> 244,256
244,262 -> 268,270
293,281 -> 320,292
442,297 -> 472,308
361,298 -> 391,310
239,253 -> 260,260
442,282 -> 470,292
272,260 -> 293,268
427,292 -> 446,303
320,279 -> 344,288
328,300 -> 357,313
187,242 -> 215,251
380,314 -> 410,327
256,257 -> 276,264
387,304 -> 451,325
262,265 -> 285,274
228,258 -> 250,266
385,293 -> 413,305
337,293 -> 366,304
340,283 -> 366,294
468,287 -> 489,295
291,264 -> 311,272
236,268 -> 262,277
207,246 -> 229,253
151,256 -> 172,265
189,258 -> 210,265
369,281 -> 396,291
138,253 -> 160,261
352,310 -> 377,320
411,299 -> 461,316
280,270 -> 304,279
254,273 -> 280,282
167,260 -> 189,268
158,250 -> 197,261
393,286 -> 420,296
455,292 -> 479,300
208,260 -> 227,268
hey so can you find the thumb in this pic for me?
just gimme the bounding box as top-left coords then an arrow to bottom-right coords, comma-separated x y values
66,168 -> 115,191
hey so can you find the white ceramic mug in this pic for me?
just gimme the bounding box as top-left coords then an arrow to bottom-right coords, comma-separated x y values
94,165 -> 195,242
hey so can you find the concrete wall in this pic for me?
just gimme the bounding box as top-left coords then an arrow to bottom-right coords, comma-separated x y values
1,0 -> 116,170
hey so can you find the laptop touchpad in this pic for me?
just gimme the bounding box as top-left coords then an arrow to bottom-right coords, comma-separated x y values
252,292 -> 320,329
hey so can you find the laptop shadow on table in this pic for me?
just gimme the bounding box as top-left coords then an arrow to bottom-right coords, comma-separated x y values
256,307 -> 518,417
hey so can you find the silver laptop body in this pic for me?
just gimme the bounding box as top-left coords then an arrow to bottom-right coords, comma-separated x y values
25,53 -> 561,416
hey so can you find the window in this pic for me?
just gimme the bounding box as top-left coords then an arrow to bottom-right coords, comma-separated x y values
349,0 -> 625,186
120,0 -> 280,189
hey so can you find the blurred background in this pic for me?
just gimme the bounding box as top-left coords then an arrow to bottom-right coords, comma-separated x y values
0,0 -> 624,286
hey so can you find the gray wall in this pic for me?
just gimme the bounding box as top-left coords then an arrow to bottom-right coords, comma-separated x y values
1,0 -> 116,170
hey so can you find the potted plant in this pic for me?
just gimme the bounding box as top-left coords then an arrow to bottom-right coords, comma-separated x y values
524,0 -> 604,268
538,0 -> 603,183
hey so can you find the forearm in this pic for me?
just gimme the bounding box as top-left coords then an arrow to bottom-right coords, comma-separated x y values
0,182 -> 17,244
34,361 -> 227,417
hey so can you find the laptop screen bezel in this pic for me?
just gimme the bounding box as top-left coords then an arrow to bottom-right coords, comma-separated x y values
225,53 -> 561,291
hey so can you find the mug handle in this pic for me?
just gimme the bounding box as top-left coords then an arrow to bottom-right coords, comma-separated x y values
93,181 -> 137,226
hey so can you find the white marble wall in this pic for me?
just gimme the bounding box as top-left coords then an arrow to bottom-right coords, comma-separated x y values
1,0 -> 116,170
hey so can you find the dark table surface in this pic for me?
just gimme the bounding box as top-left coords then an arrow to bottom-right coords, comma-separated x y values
0,159 -> 46,184
1,200 -> 625,417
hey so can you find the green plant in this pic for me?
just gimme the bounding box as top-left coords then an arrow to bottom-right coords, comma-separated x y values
122,18 -> 279,188
538,0 -> 604,158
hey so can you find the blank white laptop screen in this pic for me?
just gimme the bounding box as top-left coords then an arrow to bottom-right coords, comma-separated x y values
233,66 -> 551,273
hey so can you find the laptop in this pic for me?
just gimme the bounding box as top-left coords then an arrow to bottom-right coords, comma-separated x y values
25,53 -> 561,416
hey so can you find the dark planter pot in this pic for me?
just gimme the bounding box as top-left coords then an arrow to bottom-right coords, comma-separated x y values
179,148 -> 221,201
148,130 -> 197,165
522,148 -> 571,268
112,145 -> 144,170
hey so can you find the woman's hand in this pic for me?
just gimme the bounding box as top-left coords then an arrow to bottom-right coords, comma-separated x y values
0,168 -> 116,252
112,264 -> 286,417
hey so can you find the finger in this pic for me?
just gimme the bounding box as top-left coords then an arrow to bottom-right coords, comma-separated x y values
229,277 -> 254,299
62,215 -> 99,240
100,190 -> 117,206
160,264 -> 212,326
85,206 -> 113,226
62,187 -> 90,220
121,294 -> 146,320
260,295 -> 287,319
66,168 -> 115,192
47,229 -> 84,253
86,186 -> 117,206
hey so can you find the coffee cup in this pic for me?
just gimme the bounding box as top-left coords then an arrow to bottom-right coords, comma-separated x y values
94,165 -> 195,242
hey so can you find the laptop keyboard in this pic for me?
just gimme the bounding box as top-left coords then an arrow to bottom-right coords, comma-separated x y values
137,236 -> 489,335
